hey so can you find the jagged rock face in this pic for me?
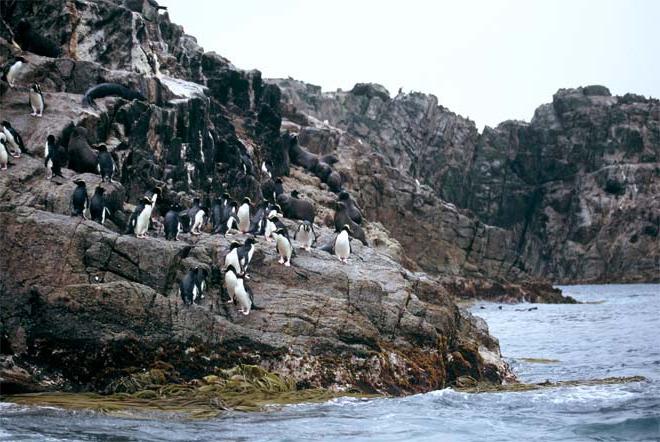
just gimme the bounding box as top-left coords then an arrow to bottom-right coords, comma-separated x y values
0,0 -> 511,394
272,80 -> 659,283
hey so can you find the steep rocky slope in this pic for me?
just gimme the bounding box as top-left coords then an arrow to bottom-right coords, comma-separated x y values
0,0 -> 514,395
272,80 -> 659,283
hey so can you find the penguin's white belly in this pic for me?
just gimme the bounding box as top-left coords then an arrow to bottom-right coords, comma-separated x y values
192,284 -> 199,302
225,250 -> 240,272
237,205 -> 250,232
0,146 -> 7,167
7,62 -> 22,86
30,92 -> 44,113
192,210 -> 205,232
3,129 -> 17,150
234,281 -> 251,314
224,272 -> 238,300
298,230 -> 313,248
265,220 -> 276,239
135,206 -> 153,235
335,233 -> 350,259
276,236 -> 292,259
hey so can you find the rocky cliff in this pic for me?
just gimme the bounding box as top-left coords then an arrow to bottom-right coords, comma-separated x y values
272,80 -> 659,284
0,0 -> 515,396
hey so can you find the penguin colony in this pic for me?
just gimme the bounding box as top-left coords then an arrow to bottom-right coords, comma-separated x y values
0,17 -> 368,317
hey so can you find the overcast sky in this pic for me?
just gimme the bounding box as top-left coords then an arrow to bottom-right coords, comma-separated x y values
160,0 -> 659,130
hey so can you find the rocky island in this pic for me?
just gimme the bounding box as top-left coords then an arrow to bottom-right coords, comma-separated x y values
0,0 -> 657,406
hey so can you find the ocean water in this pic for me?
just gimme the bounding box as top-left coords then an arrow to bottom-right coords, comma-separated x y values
1,284 -> 658,441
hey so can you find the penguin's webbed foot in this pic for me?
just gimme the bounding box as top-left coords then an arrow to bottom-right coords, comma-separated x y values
278,257 -> 284,264
284,261 -> 291,267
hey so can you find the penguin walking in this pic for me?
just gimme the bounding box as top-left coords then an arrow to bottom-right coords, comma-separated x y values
164,205 -> 182,241
2,56 -> 27,88
321,225 -> 353,263
71,179 -> 88,218
294,221 -> 316,251
180,267 -> 209,305
45,135 -> 64,179
273,228 -> 293,267
0,135 -> 8,171
1,121 -> 26,157
96,144 -> 114,182
233,274 -> 254,315
224,265 -> 239,304
89,186 -> 110,225
237,197 -> 251,233
29,83 -> 44,117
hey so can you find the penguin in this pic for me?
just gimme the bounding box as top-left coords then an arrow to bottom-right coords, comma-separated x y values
29,83 -> 44,117
180,267 -> 207,305
294,220 -> 316,251
274,178 -> 284,198
261,160 -> 271,178
0,135 -> 8,171
129,197 -> 154,238
164,204 -> 182,241
265,214 -> 286,242
89,186 -> 110,225
224,241 -> 242,273
210,196 -> 226,234
2,56 -> 27,88
223,264 -> 239,304
273,228 -> 293,267
67,127 -> 99,174
236,237 -> 257,275
191,206 -> 207,235
71,179 -> 88,218
237,197 -> 251,233
222,211 -> 240,235
1,121 -> 26,157
44,135 -> 64,179
233,274 -> 253,315
96,144 -> 114,182
321,225 -> 352,263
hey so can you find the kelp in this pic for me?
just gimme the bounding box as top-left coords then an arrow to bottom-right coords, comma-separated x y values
2,365 -> 375,418
454,375 -> 646,393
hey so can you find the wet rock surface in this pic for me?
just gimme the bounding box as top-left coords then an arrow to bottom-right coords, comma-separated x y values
0,0 -> 514,395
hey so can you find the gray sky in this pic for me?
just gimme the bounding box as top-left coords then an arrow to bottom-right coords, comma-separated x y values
160,0 -> 659,130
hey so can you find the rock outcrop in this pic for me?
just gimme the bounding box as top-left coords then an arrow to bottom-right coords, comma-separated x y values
272,80 -> 659,284
0,0 -> 514,395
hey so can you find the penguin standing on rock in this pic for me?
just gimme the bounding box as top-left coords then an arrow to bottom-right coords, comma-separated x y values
29,83 -> 44,117
233,274 -> 254,315
1,121 -> 26,157
187,198 -> 207,235
223,265 -> 239,304
89,186 -> 110,225
71,179 -> 88,218
179,267 -> 209,305
45,135 -> 64,179
236,237 -> 257,276
164,204 -> 183,240
237,197 -> 251,233
2,56 -> 27,88
224,241 -> 242,273
321,225 -> 352,263
273,228 -> 293,267
96,145 -> 114,182
0,135 -> 9,171
127,197 -> 154,238
294,220 -> 316,251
